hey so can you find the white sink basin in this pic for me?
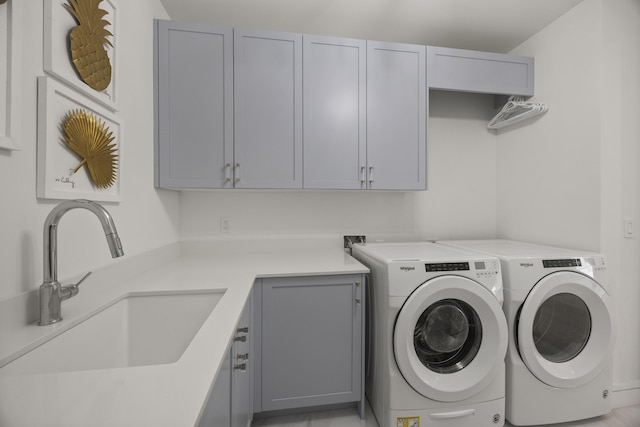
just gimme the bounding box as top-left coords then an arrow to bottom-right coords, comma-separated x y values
1,290 -> 225,375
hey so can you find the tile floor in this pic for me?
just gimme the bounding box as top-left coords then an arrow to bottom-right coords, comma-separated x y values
252,403 -> 640,427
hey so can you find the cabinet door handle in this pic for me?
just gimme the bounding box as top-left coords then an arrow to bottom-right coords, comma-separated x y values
225,163 -> 231,183
236,353 -> 249,361
235,163 -> 241,183
355,282 -> 361,304
237,327 -> 249,333
233,363 -> 247,371
234,335 -> 247,342
368,166 -> 374,184
360,166 -> 366,184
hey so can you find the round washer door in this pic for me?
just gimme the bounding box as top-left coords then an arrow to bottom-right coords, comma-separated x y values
517,271 -> 613,389
394,275 -> 508,402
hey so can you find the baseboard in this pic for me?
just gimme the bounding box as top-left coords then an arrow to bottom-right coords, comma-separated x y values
612,381 -> 640,408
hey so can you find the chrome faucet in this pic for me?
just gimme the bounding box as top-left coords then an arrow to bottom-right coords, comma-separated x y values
39,199 -> 124,326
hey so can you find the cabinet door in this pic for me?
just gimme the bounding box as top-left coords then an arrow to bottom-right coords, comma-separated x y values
231,295 -> 252,427
427,46 -> 534,96
198,347 -> 231,427
367,41 -> 426,190
155,20 -> 233,188
234,29 -> 302,189
303,35 -> 366,189
261,275 -> 363,411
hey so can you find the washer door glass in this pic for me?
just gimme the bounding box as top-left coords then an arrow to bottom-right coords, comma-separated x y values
414,299 -> 482,374
394,275 -> 507,402
532,293 -> 591,363
517,272 -> 613,389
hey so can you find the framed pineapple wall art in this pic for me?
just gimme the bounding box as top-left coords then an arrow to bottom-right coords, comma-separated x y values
44,0 -> 118,112
37,77 -> 122,202
0,0 -> 22,150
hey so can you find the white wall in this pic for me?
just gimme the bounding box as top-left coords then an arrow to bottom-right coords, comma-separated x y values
496,0 -> 602,251
600,0 -> 640,397
0,0 -> 180,301
502,0 -> 640,394
179,90 -> 498,241
419,90 -> 497,241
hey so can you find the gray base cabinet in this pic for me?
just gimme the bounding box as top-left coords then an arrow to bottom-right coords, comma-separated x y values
198,344 -> 232,427
199,296 -> 252,427
254,275 -> 365,417
231,296 -> 252,427
427,46 -> 534,96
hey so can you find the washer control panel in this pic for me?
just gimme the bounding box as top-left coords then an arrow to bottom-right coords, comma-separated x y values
425,262 -> 469,272
472,259 -> 500,280
542,258 -> 581,268
542,256 -> 607,274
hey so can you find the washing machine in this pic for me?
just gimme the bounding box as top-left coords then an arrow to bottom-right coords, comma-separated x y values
351,242 -> 508,427
438,239 -> 615,426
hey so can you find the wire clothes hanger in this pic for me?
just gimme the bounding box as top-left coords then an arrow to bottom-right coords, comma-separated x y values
487,96 -> 548,130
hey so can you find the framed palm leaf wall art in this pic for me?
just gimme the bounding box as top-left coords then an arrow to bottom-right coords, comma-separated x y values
37,77 -> 122,201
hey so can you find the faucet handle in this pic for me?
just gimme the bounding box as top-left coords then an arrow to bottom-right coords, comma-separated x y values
63,271 -> 92,300
75,271 -> 92,287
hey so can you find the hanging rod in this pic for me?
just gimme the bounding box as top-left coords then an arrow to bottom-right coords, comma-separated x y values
487,96 -> 548,130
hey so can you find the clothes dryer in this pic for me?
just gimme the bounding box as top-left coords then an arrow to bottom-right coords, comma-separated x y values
438,239 -> 614,426
351,242 -> 508,427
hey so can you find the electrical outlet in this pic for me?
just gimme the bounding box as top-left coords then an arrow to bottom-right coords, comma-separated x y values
220,218 -> 231,233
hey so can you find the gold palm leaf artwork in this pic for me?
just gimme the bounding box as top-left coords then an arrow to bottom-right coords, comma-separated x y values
64,0 -> 113,91
61,109 -> 118,189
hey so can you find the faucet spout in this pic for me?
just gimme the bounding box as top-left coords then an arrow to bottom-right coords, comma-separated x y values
39,199 -> 124,326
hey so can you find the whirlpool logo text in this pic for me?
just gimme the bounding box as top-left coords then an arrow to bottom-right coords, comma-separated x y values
399,266 -> 416,272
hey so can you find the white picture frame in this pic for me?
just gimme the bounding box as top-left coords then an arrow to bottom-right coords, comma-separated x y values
37,76 -> 122,202
0,0 -> 23,151
44,0 -> 118,112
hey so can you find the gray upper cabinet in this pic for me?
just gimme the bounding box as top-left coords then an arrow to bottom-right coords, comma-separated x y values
303,37 -> 426,190
427,46 -> 534,96
233,29 -> 303,189
155,21 -> 533,190
302,35 -> 367,189
155,20 -> 233,188
367,41 -> 426,190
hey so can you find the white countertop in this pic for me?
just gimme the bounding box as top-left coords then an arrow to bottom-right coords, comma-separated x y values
0,238 -> 368,427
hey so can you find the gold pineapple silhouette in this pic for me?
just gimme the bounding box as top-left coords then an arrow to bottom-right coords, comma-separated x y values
63,0 -> 113,91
